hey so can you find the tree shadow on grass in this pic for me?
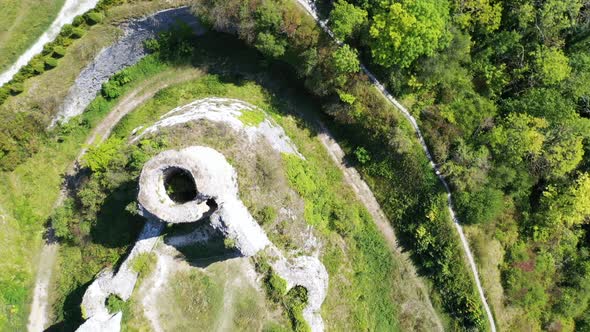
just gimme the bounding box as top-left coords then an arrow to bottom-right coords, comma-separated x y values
44,279 -> 93,332
90,180 -> 144,249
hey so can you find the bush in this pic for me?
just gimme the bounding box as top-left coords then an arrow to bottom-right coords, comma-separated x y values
9,82 -> 24,95
85,11 -> 104,25
354,146 -> 371,164
265,272 -> 287,302
0,87 -> 9,103
60,24 -> 74,37
42,43 -> 54,56
144,38 -> 160,52
106,295 -> 126,314
71,27 -> 86,39
285,286 -> 310,332
51,199 -> 76,241
44,57 -> 58,69
130,252 -> 156,277
257,206 -> 277,225
30,57 -> 45,74
52,46 -> 67,58
72,15 -> 85,27
101,80 -> 122,99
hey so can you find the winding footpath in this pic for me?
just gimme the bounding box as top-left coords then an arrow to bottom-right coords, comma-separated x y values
0,0 -> 100,86
27,69 -> 202,332
294,1 -> 497,331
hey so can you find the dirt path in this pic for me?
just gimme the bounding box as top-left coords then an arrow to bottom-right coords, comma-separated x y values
26,68 -> 201,332
316,123 -> 444,332
295,1 -> 496,330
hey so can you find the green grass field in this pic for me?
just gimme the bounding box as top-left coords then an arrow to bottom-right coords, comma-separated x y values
0,0 -> 65,72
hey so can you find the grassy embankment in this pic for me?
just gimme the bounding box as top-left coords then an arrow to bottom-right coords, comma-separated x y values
45,30 -> 443,331
0,0 -> 65,72
0,2 -> 192,328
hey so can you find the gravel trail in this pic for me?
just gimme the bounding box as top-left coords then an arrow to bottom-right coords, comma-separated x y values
295,1 -> 496,330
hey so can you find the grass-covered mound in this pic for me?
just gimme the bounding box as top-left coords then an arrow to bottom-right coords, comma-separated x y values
47,30 -> 442,330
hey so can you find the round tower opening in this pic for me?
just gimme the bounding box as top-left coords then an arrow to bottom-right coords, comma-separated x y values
163,167 -> 197,204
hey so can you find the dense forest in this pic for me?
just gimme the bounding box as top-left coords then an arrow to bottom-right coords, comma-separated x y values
193,0 -> 590,330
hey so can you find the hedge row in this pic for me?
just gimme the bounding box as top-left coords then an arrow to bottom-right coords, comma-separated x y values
0,2 -> 109,105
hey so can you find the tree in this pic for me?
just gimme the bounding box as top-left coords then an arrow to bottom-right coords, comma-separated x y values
255,32 -> 286,58
331,44 -> 360,74
83,137 -> 123,173
331,44 -> 360,87
541,173 -> 590,227
368,0 -> 450,68
489,113 -> 547,164
329,0 -> 368,40
533,46 -> 571,85
451,0 -> 502,32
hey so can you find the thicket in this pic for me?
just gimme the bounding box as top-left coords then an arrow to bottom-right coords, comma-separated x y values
193,0 -> 486,329
318,0 -> 590,329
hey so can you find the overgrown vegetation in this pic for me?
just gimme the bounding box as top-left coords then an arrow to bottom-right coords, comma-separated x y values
193,1 -> 486,329
323,0 -> 590,330
255,258 -> 310,332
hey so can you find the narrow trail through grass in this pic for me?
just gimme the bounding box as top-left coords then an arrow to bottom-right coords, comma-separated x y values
26,67 -> 203,331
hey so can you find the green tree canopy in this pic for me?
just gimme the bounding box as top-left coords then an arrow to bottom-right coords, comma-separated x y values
533,46 -> 571,85
368,0 -> 450,68
329,0 -> 368,40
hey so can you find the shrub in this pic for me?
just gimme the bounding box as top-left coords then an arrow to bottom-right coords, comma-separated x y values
30,57 -> 45,74
51,199 -> 76,241
71,27 -> 86,39
223,237 -> 236,249
52,46 -> 67,58
44,57 -> 58,69
9,82 -> 24,95
42,43 -> 54,56
144,38 -> 160,52
130,252 -> 156,277
265,272 -> 287,302
60,24 -> 74,37
255,32 -> 286,58
285,286 -> 310,332
354,146 -> 371,164
85,11 -> 104,25
101,80 -> 122,99
0,87 -> 9,103
106,295 -> 126,314
257,206 -> 277,225
112,70 -> 131,86
72,15 -> 85,27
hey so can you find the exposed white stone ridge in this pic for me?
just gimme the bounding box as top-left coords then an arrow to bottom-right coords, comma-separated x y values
77,219 -> 164,332
76,312 -> 122,332
79,146 -> 327,332
132,97 -> 303,158
270,249 -> 328,332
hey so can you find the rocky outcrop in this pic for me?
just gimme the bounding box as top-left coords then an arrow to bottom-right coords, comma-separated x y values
52,6 -> 204,126
132,97 -> 303,158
